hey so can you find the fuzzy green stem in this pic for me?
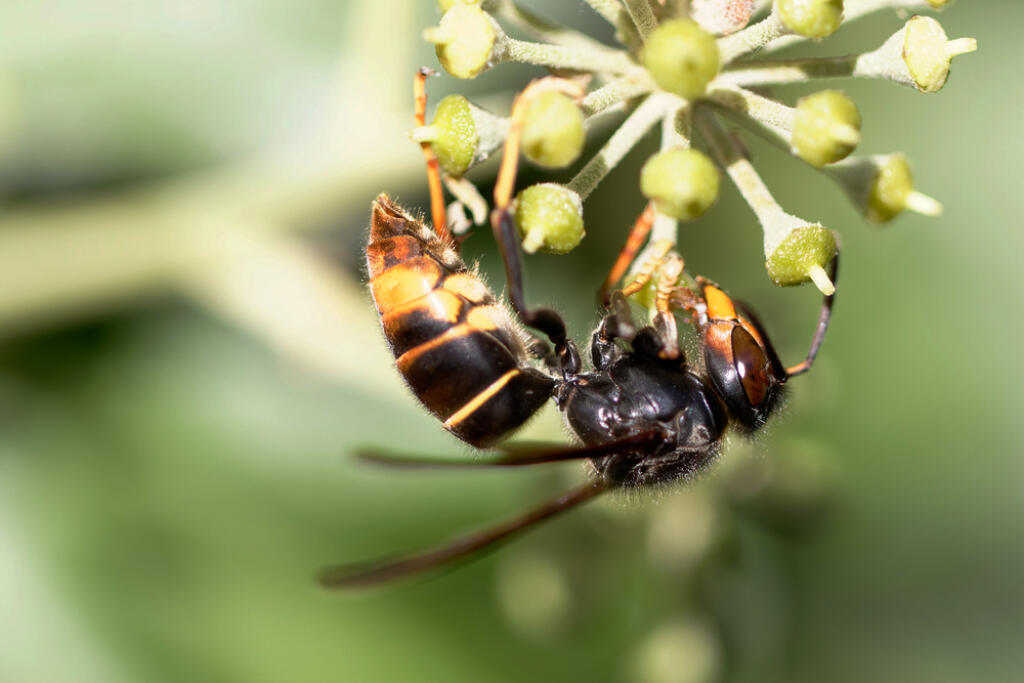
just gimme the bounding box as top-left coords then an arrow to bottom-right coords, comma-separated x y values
567,93 -> 672,199
584,0 -> 643,50
675,105 -> 692,147
714,55 -> 860,88
661,101 -> 692,150
697,107 -> 835,296
486,0 -> 607,50
584,0 -> 626,25
716,25 -> 972,90
662,0 -> 692,18
705,87 -> 793,139
502,37 -> 637,74
623,0 -> 659,40
581,74 -> 657,117
710,99 -> 785,145
717,12 -> 788,64
651,212 -> 680,245
696,108 -> 786,231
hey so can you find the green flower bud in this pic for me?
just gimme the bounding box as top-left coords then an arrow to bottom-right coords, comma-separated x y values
764,223 -> 837,291
903,15 -> 976,94
791,90 -> 861,167
640,148 -> 719,220
868,155 -> 915,223
775,0 -> 844,39
642,19 -> 720,100
830,154 -> 942,223
425,5 -> 499,79
514,184 -> 585,254
758,206 -> 836,292
858,17 -> 976,93
411,94 -> 508,176
521,92 -> 585,169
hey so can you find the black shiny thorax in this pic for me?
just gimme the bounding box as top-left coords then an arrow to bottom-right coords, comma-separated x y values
557,351 -> 727,487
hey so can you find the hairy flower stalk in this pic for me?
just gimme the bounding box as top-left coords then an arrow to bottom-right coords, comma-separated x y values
697,108 -> 837,293
566,93 -> 675,200
716,16 -> 977,91
421,0 -> 975,299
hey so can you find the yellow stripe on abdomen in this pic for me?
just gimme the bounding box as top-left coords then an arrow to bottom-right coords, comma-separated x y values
443,369 -> 520,430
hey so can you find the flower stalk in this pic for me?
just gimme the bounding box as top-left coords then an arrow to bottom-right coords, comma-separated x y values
580,74 -> 658,117
584,0 -> 627,26
624,0 -> 660,40
716,17 -> 976,91
567,93 -> 673,200
716,11 -> 789,64
484,0 -> 607,50
500,37 -> 639,75
697,109 -> 836,295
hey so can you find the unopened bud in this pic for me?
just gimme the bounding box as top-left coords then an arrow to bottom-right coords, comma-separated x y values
857,16 -> 976,93
521,92 -> 585,169
640,148 -> 720,220
515,184 -> 585,254
425,5 -> 500,79
643,19 -> 720,100
763,214 -> 838,293
830,153 -> 942,223
775,0 -> 844,39
791,90 -> 861,167
410,95 -> 507,176
903,15 -> 976,93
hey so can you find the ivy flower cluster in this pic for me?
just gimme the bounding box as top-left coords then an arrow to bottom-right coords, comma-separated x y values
416,0 -> 975,298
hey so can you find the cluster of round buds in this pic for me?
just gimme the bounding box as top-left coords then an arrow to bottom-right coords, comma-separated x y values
417,0 -> 975,297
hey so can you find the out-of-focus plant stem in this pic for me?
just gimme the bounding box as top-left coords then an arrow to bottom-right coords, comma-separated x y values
0,149 -> 415,330
0,0 -> 419,342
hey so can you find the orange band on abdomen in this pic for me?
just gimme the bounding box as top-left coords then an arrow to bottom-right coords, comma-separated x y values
369,257 -> 444,312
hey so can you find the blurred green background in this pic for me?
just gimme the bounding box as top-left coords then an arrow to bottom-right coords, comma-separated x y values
0,3 -> 1019,682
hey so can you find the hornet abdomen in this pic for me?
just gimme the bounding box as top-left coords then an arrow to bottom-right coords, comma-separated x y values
366,195 -> 555,447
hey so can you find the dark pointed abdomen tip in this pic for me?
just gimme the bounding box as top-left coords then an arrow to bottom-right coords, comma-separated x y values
370,194 -> 412,241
